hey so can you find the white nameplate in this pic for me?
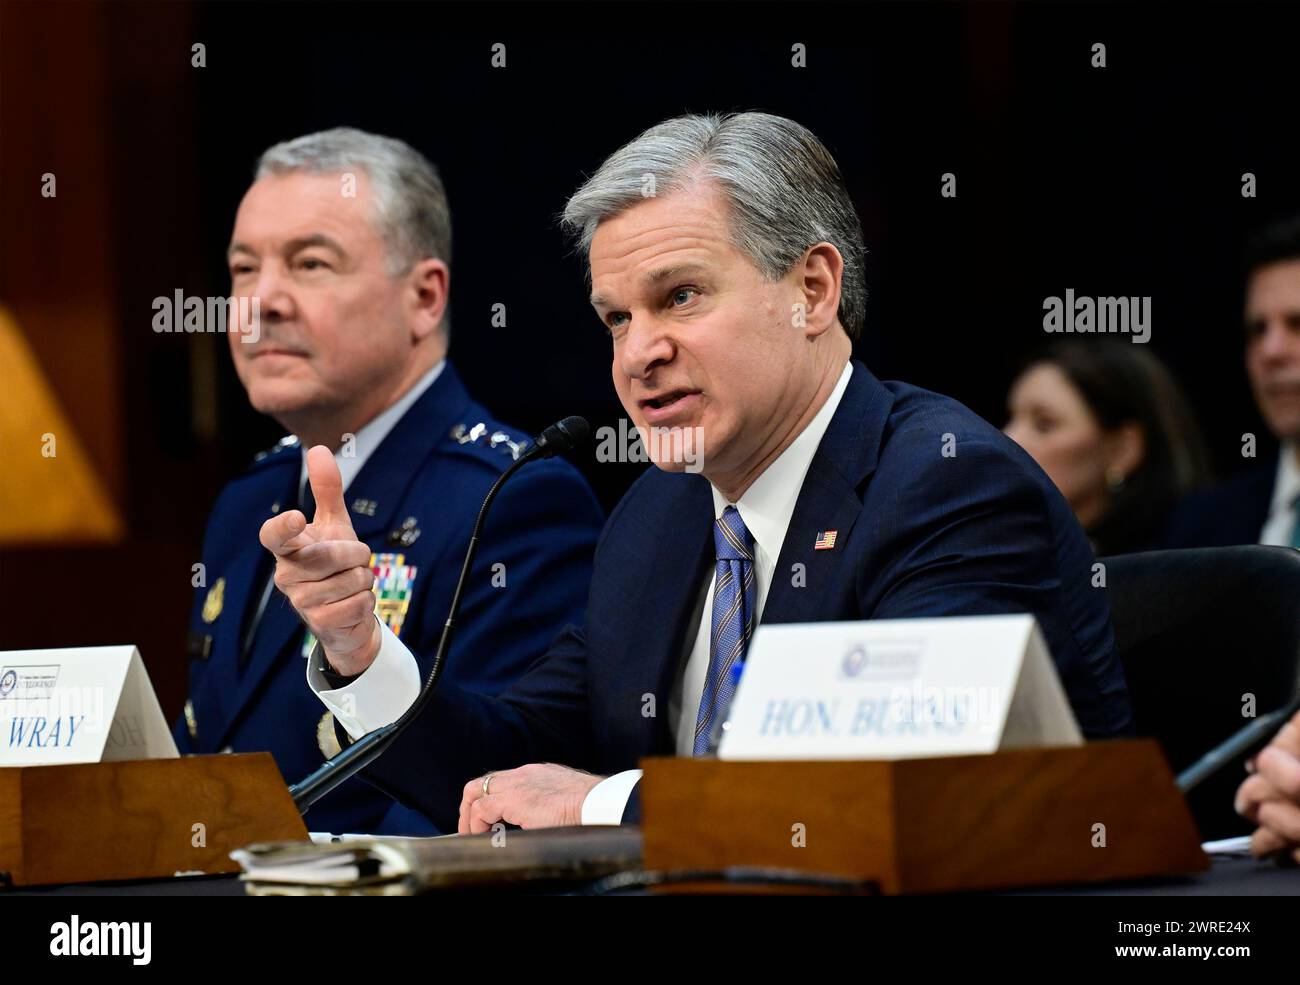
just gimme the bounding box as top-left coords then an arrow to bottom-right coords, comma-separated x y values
717,615 -> 1082,760
0,646 -> 178,766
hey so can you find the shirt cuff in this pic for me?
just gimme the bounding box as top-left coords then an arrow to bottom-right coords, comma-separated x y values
306,616 -> 421,741
580,769 -> 643,825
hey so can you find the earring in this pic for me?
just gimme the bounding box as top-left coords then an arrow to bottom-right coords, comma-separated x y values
1106,467 -> 1126,492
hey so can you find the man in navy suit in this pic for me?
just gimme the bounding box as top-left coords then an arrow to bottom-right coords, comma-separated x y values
1163,216 -> 1300,549
175,128 -> 602,835
280,112 -> 1132,834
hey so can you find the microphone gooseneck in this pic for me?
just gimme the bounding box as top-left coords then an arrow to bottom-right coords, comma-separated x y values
289,416 -> 590,814
1176,690 -> 1300,794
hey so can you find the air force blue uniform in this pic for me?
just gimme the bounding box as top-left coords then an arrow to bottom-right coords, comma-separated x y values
355,362 -> 1136,832
174,363 -> 603,834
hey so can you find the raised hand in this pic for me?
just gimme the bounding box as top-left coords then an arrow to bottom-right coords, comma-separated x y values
258,445 -> 380,676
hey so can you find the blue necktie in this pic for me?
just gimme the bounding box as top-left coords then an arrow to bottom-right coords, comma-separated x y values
693,506 -> 756,755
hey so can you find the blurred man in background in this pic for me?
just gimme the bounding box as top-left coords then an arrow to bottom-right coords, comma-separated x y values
175,128 -> 602,834
1164,216 -> 1300,549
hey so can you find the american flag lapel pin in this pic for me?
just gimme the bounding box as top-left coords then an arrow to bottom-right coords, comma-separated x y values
814,530 -> 838,550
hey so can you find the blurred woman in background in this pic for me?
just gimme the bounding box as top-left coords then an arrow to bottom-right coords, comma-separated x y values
1004,340 -> 1210,556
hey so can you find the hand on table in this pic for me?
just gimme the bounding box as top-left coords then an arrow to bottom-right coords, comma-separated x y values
458,764 -> 605,834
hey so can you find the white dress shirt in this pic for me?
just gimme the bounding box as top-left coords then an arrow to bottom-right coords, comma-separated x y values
1258,442 -> 1300,548
309,360 -> 855,824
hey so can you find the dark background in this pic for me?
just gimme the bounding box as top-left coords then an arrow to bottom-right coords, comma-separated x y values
2,0 -> 1297,716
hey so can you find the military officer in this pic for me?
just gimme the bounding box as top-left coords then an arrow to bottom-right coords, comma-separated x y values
175,127 -> 602,834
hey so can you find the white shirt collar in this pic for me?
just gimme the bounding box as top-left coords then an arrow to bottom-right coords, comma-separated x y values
709,361 -> 854,563
1269,441 -> 1300,515
296,360 -> 446,499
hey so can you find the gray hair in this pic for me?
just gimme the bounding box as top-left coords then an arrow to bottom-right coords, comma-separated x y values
255,127 -> 452,277
561,112 -> 867,339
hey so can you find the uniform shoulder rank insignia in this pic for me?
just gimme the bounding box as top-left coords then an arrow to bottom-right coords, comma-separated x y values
253,434 -> 300,463
449,422 -> 525,460
201,577 -> 226,623
451,421 -> 487,444
489,430 -> 525,460
370,552 -> 417,637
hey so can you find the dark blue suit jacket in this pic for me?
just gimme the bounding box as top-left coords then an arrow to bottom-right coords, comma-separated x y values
1160,454 -> 1276,548
173,363 -> 603,834
359,362 -> 1134,831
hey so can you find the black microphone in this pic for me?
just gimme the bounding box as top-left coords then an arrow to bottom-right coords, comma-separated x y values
523,415 -> 589,461
289,416 -> 591,814
1176,690 -> 1300,794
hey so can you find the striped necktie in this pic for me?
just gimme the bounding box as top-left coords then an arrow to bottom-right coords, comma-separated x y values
693,506 -> 756,755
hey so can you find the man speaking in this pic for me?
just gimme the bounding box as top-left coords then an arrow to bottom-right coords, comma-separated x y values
267,112 -> 1133,833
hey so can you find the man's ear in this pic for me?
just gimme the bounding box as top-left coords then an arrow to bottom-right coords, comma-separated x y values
406,257 -> 450,342
796,242 -> 844,340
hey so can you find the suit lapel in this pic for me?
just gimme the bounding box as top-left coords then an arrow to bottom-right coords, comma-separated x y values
761,361 -> 895,625
629,477 -> 715,751
623,363 -> 897,748
203,462 -> 299,750
760,456 -> 866,624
